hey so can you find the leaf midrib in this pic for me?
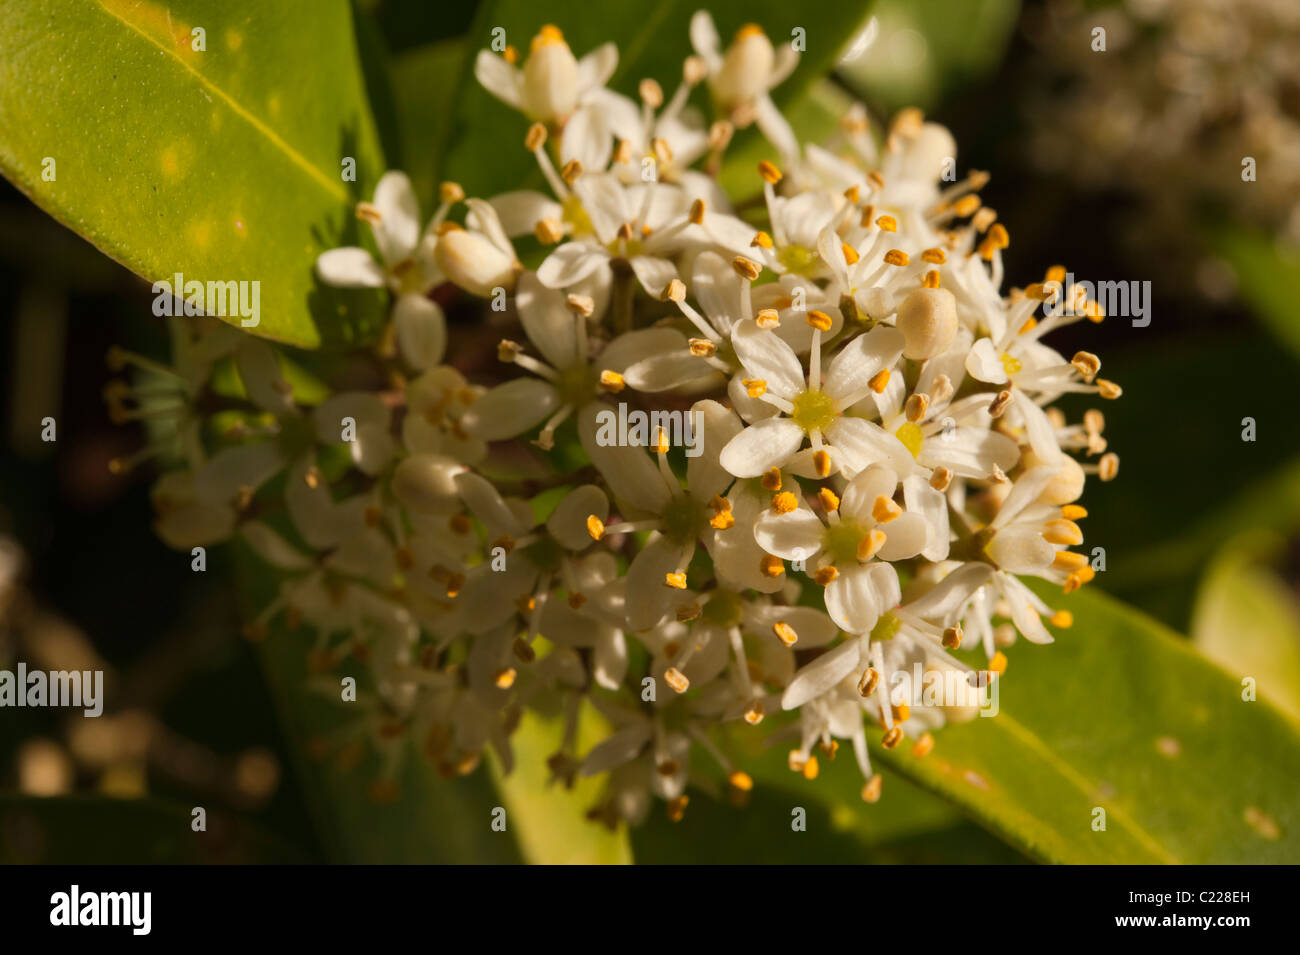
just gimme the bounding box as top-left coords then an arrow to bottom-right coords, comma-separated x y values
93,0 -> 347,201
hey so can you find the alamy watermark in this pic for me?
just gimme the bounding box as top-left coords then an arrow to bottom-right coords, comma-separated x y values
152,271 -> 260,327
889,662 -> 1000,717
594,403 -> 704,457
1044,272 -> 1151,327
0,663 -> 103,717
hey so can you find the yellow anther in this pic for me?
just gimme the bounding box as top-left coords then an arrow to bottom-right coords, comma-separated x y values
1043,519 -> 1084,546
861,774 -> 884,803
929,467 -> 952,492
773,621 -> 798,647
354,201 -> 381,225
494,667 -> 517,690
502,45 -> 519,64
729,771 -> 754,792
858,667 -> 879,697
743,378 -> 767,398
760,467 -> 782,491
951,194 -> 980,217
875,214 -> 898,232
856,528 -> 887,561
497,339 -> 522,362
732,256 -> 761,281
1097,379 -> 1122,399
989,651 -> 1008,675
801,754 -> 819,780
663,278 -> 687,302
816,487 -> 840,511
1061,504 -> 1088,520
1052,550 -> 1089,572
942,625 -> 962,649
586,514 -> 606,540
655,428 -> 670,454
598,369 -> 625,393
760,555 -> 784,578
813,449 -> 832,477
757,160 -> 783,184
534,218 -> 564,244
844,185 -> 861,204
560,159 -> 583,184
921,247 -> 947,264
525,123 -> 548,151
905,393 -> 929,422
1098,452 -> 1120,481
565,293 -> 594,318
912,733 -> 935,758
806,309 -> 833,331
872,494 -> 901,523
744,701 -> 765,725
1050,610 -> 1074,628
841,242 -> 860,266
1063,565 -> 1095,593
868,368 -> 891,393
881,727 -> 904,749
771,491 -> 798,514
664,572 -> 688,589
664,667 -> 690,693
751,230 -> 774,249
755,308 -> 781,329
922,269 -> 941,288
884,249 -> 909,267
814,566 -> 839,586
689,338 -> 717,357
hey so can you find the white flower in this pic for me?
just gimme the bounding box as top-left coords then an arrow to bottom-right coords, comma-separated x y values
689,12 -> 800,160
475,25 -> 617,125
719,317 -> 907,479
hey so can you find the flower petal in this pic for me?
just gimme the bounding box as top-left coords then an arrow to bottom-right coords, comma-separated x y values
460,377 -> 560,441
782,637 -> 861,709
719,416 -> 805,478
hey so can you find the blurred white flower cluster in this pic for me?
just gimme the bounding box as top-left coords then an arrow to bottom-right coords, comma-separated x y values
115,13 -> 1120,823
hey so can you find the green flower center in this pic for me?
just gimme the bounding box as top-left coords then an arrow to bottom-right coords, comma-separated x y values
823,520 -> 867,566
661,495 -> 703,545
1000,352 -> 1022,376
870,611 -> 901,641
702,590 -> 743,627
791,389 -> 837,433
562,195 -> 593,238
777,244 -> 818,275
895,421 -> 923,458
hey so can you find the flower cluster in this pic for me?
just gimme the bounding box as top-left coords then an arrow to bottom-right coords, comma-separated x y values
116,13 -> 1120,823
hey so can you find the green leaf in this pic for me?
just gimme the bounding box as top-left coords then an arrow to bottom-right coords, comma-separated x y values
436,0 -> 877,197
837,0 -> 1021,112
1192,532 -> 1300,723
1214,226 -> 1300,363
0,794 -> 297,863
0,0 -> 389,348
633,739 -> 1029,863
873,584 -> 1300,863
390,39 -> 468,208
488,706 -> 633,864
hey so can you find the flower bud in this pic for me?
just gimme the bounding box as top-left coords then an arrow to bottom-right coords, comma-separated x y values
434,228 -> 518,298
522,26 -> 579,121
712,25 -> 773,106
896,286 -> 958,360
1025,453 -> 1085,505
392,454 -> 466,514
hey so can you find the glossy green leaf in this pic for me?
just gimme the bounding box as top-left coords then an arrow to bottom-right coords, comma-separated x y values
437,0 -> 877,196
1214,226 -> 1300,363
837,0 -> 1021,112
873,584 -> 1300,863
634,739 -> 1029,863
489,706 -> 633,864
1192,532 -> 1300,723
390,39 -> 467,208
0,794 -> 297,863
0,0 -> 389,348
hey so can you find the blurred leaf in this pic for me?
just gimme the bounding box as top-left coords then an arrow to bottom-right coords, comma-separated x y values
437,0 -> 877,196
0,794 -> 296,863
489,706 -> 633,864
1192,532 -> 1300,723
636,735 -> 1028,863
873,584 -> 1300,863
0,0 -> 389,348
1214,227 -> 1300,363
390,39 -> 467,208
838,0 -> 1021,112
